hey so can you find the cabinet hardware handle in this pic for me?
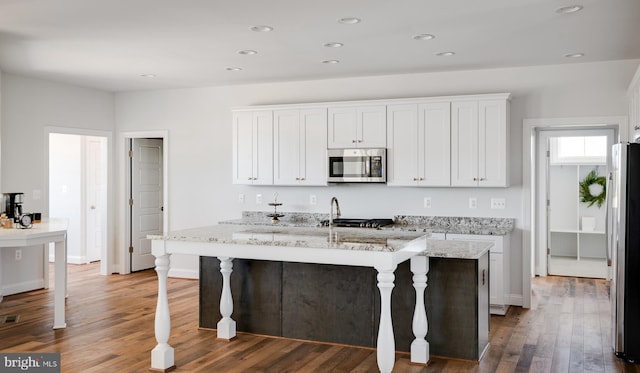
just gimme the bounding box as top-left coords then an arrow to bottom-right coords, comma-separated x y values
248,177 -> 252,180
300,178 -> 305,181
352,140 -> 357,143
473,177 -> 478,181
295,178 -> 300,180
480,178 -> 485,181
413,177 -> 418,181
482,269 -> 486,285
253,177 -> 258,180
358,140 -> 363,143
419,178 -> 424,181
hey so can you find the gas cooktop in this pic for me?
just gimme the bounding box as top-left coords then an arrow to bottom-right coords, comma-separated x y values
320,218 -> 394,229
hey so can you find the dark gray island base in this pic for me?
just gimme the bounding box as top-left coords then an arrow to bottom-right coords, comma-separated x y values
200,252 -> 489,361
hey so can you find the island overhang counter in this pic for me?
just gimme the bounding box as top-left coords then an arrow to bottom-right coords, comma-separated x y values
148,224 -> 491,372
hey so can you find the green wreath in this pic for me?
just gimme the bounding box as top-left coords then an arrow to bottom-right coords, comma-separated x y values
579,169 -> 606,208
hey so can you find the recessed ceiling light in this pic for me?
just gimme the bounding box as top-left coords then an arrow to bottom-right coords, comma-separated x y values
226,67 -> 243,71
324,42 -> 344,48
436,51 -> 455,57
322,60 -> 340,64
140,74 -> 156,78
555,5 -> 583,14
564,52 -> 585,58
238,50 -> 258,55
338,17 -> 361,25
250,25 -> 274,32
413,34 -> 435,41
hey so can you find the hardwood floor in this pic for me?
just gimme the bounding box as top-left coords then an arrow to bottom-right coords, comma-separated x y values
1,263 -> 638,372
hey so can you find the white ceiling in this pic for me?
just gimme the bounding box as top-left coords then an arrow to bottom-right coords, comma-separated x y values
0,0 -> 639,92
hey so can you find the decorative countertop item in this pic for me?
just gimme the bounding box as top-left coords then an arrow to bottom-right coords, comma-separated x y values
267,192 -> 285,223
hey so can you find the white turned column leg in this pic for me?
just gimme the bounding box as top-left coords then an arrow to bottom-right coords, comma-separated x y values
376,266 -> 397,373
53,238 -> 67,329
151,254 -> 175,371
410,256 -> 429,365
217,256 -> 236,340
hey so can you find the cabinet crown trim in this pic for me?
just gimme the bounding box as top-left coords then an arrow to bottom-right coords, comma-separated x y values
231,93 -> 512,112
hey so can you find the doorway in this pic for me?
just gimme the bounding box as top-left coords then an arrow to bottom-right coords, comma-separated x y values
538,129 -> 614,278
523,115 -> 627,309
49,133 -> 108,266
127,138 -> 164,272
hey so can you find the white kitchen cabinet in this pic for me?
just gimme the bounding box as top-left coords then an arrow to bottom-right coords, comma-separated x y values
446,233 -> 510,315
451,97 -> 510,187
328,105 -> 386,148
387,102 -> 450,186
273,108 -> 327,186
232,110 -> 273,185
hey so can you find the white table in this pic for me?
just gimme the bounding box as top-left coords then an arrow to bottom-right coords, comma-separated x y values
0,219 -> 68,329
149,225 -> 431,373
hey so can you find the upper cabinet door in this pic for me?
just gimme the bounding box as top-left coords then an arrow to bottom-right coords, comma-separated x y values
273,109 -> 302,185
451,101 -> 479,187
358,105 -> 387,148
232,112 -> 255,184
328,105 -> 386,148
451,97 -> 509,187
386,104 -> 419,186
419,102 -> 451,186
387,102 -> 451,187
252,111 -> 274,185
300,108 -> 328,186
328,107 -> 358,148
273,108 -> 327,186
478,99 -> 508,187
232,110 -> 273,185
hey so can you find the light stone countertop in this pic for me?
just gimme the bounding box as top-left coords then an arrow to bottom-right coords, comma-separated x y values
149,224 -> 425,252
221,211 -> 515,236
422,239 -> 492,260
149,224 -> 492,259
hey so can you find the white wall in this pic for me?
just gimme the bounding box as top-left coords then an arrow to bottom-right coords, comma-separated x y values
0,73 -> 114,292
1,73 -> 114,214
115,59 -> 640,301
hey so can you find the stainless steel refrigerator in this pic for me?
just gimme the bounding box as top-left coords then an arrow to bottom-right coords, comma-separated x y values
610,142 -> 640,363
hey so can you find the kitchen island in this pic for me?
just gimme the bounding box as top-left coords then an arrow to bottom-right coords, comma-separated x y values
149,223 -> 492,372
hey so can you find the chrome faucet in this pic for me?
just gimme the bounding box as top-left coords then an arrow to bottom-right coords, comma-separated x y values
329,197 -> 341,226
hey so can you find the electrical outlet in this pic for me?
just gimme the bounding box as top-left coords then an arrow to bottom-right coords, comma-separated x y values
469,197 -> 477,209
256,194 -> 262,204
424,197 -> 432,208
238,194 -> 245,203
310,195 -> 317,205
491,198 -> 506,209
15,249 -> 22,261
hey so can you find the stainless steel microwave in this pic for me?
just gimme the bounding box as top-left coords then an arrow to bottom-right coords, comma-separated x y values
327,148 -> 386,183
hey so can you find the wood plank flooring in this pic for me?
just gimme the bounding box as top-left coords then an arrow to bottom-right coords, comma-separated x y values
0,263 -> 638,372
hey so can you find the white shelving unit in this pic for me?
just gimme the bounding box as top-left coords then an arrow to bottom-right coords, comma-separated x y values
549,164 -> 607,260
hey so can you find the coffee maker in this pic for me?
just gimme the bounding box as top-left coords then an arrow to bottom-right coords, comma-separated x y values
3,193 -> 25,222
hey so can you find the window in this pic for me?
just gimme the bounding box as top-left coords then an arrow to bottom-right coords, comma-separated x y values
550,136 -> 607,164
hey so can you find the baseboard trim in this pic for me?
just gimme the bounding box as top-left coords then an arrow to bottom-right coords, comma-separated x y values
2,279 -> 45,296
168,268 -> 198,279
490,304 -> 509,315
507,294 -> 524,307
